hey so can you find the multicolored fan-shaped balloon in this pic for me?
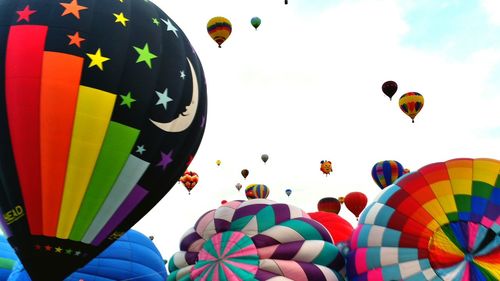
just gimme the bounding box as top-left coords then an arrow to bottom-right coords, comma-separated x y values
348,158 -> 500,281
371,160 -> 405,189
399,92 -> 424,123
245,184 -> 270,199
0,0 -> 207,280
168,199 -> 346,281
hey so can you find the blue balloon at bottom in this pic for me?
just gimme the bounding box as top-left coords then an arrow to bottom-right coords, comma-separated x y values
8,229 -> 167,281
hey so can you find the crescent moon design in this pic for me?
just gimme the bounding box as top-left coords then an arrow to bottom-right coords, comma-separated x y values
150,57 -> 199,133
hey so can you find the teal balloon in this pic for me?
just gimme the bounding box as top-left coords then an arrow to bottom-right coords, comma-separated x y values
251,17 -> 261,30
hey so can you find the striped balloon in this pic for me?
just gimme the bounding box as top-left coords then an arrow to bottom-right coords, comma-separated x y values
245,184 -> 270,199
399,92 -> 424,123
371,160 -> 405,189
348,158 -> 500,281
207,16 -> 232,48
168,199 -> 346,281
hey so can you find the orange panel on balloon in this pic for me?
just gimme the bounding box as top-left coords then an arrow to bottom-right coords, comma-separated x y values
40,51 -> 83,236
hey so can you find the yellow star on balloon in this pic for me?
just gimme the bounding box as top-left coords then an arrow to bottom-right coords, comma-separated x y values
113,12 -> 129,26
86,48 -> 110,70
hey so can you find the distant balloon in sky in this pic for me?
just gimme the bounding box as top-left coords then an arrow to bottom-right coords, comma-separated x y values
235,183 -> 242,191
285,188 -> 292,197
381,81 -> 398,100
320,160 -> 333,176
285,0 -> 288,4
241,169 -> 249,179
245,184 -> 270,199
221,200 -> 227,205
338,196 -> 345,204
317,197 -> 341,214
180,171 -> 199,194
344,192 -> 368,219
250,17 -> 261,30
403,168 -> 410,174
0,0 -> 207,280
207,16 -> 232,48
261,154 -> 269,164
399,92 -> 424,123
371,160 -> 405,189
348,158 -> 500,281
168,199 -> 346,280
216,159 -> 221,166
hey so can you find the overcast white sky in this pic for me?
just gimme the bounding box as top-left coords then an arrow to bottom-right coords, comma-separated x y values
133,0 -> 500,261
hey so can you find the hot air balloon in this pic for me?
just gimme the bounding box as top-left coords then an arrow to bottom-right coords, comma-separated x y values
338,196 -> 345,204
381,81 -> 398,100
308,212 -> 354,244
167,199 -> 346,280
344,192 -> 367,219
317,197 -> 342,214
241,169 -> 249,179
399,92 -> 424,123
0,235 -> 19,280
207,16 -> 232,48
320,160 -> 333,176
403,168 -> 410,174
347,158 -> 500,281
245,184 -> 270,199
8,229 -> 167,281
371,160 -> 405,189
179,171 -> 199,194
235,183 -> 242,191
285,188 -> 292,197
220,200 -> 227,205
216,160 -> 221,166
250,17 -> 261,30
261,154 -> 269,164
0,1 -> 207,280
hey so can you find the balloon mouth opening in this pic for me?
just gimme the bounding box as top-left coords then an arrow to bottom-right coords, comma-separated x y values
428,221 -> 496,278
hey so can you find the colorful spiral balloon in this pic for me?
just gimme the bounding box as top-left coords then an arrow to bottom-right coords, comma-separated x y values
168,199 -> 346,281
348,158 -> 500,281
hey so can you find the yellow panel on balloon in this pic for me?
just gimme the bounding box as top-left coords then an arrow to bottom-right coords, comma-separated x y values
422,199 -> 449,226
429,228 -> 464,257
473,159 -> 500,185
57,86 -> 116,239
430,181 -> 457,214
436,195 -> 457,214
449,179 -> 472,195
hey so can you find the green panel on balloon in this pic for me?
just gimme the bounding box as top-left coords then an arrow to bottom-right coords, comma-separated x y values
0,257 -> 15,270
256,206 -> 276,233
446,212 -> 459,222
69,121 -> 139,240
454,195 -> 471,212
471,181 -> 493,199
280,220 -> 323,241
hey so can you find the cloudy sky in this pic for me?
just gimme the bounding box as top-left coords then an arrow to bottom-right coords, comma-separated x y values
133,0 -> 500,261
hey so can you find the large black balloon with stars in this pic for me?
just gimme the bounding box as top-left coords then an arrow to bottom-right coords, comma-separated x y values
0,0 -> 207,280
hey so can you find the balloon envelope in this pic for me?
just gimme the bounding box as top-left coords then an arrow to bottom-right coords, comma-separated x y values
8,229 -> 167,281
250,17 -> 261,30
245,184 -> 270,199
320,160 -> 333,175
235,183 -> 242,191
179,171 -> 199,194
348,158 -> 500,281
168,199 -> 346,280
285,188 -> 292,197
261,154 -> 269,163
0,235 -> 18,280
371,160 -> 405,189
241,169 -> 249,179
207,16 -> 232,47
308,212 -> 354,244
0,1 -> 207,280
317,197 -> 341,214
216,160 -> 221,166
381,81 -> 398,100
344,192 -> 368,219
399,92 -> 424,123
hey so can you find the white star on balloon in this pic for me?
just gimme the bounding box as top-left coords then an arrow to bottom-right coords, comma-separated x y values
161,18 -> 178,37
180,70 -> 186,79
136,145 -> 146,154
155,88 -> 173,110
